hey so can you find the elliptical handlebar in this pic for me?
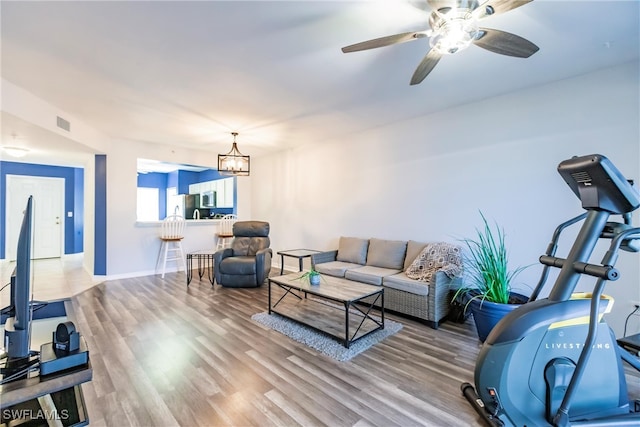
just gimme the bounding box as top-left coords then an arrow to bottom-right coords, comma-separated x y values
538,256 -> 620,281
529,213 -> 588,302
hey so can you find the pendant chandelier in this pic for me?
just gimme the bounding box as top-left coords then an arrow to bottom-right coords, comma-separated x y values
218,132 -> 250,176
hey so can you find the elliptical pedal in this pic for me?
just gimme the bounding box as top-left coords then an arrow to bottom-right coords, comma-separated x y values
461,383 -> 505,427
618,333 -> 640,356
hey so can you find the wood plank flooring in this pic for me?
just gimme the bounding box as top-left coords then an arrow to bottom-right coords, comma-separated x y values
3,259 -> 639,426
72,272 -> 486,426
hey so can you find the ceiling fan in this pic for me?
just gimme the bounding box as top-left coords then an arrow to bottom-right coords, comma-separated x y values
342,0 -> 539,85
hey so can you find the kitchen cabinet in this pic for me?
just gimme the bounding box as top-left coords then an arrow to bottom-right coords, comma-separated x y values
201,181 -> 214,192
213,177 -> 234,208
223,178 -> 234,207
188,178 -> 234,209
188,182 -> 201,194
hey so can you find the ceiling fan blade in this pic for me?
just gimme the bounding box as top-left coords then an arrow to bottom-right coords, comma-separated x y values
410,50 -> 443,85
342,31 -> 427,53
473,28 -> 539,58
474,0 -> 533,20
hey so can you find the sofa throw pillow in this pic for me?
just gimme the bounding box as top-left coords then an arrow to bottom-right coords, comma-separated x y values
336,237 -> 369,265
405,242 -> 463,282
366,238 -> 407,270
404,240 -> 428,270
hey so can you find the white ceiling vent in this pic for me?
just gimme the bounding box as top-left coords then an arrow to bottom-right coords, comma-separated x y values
56,116 -> 70,132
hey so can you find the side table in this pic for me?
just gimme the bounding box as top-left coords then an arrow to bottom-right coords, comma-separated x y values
187,250 -> 216,286
277,249 -> 321,275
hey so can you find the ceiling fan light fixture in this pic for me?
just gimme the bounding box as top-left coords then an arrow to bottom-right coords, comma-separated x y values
218,132 -> 250,176
429,10 -> 478,55
342,0 -> 538,85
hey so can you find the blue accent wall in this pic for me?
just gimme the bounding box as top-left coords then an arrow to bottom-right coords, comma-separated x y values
0,161 -> 84,259
199,169 -> 227,182
74,168 -> 84,252
95,155 -> 107,275
167,170 -> 179,190
137,172 -> 168,219
177,170 -> 201,194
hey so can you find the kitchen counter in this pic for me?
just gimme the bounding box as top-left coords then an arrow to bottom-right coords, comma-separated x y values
135,219 -> 223,270
136,218 -> 222,226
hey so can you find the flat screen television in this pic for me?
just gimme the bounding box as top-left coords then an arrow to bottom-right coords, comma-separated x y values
4,195 -> 34,360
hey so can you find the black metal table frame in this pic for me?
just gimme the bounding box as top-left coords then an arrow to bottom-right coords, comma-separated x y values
186,252 -> 215,286
268,279 -> 384,348
277,249 -> 321,275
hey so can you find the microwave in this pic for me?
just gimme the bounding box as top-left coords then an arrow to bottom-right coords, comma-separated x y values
200,191 -> 216,208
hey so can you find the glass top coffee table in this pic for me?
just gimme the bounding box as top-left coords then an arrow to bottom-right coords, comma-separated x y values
267,272 -> 384,348
276,249 -> 321,274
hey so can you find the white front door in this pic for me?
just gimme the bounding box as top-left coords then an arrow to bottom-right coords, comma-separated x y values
6,175 -> 65,260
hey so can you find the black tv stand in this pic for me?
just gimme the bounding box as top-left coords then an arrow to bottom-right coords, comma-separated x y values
0,355 -> 92,426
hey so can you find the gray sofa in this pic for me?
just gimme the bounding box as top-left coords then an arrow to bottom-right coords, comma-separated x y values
311,237 -> 462,329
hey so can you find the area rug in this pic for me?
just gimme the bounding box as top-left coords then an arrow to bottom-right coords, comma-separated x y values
251,312 -> 402,362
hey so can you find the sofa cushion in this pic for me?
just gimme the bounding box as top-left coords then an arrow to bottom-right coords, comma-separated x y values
336,237 -> 369,265
405,242 -> 463,282
404,240 -> 429,270
314,261 -> 363,278
383,272 -> 430,296
366,238 -> 407,270
345,265 -> 401,286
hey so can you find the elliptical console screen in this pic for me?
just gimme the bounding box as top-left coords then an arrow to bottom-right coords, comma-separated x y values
558,154 -> 640,214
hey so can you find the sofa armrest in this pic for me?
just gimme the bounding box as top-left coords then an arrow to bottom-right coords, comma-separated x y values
311,250 -> 338,268
429,271 -> 462,326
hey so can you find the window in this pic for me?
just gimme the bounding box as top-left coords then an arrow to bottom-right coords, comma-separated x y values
137,187 -> 159,221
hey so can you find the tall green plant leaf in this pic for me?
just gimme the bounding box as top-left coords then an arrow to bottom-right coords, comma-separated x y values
455,211 -> 527,305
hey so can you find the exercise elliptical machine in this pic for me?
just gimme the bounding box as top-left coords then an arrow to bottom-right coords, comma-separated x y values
462,154 -> 640,426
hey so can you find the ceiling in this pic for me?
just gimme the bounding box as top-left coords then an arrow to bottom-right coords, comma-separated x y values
1,0 -> 638,167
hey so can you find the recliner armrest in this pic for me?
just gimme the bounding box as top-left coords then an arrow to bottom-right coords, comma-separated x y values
214,248 -> 234,262
213,248 -> 234,285
256,247 -> 273,263
311,250 -> 338,268
256,248 -> 273,284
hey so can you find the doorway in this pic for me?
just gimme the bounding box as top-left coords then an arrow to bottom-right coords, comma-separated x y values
5,175 -> 65,260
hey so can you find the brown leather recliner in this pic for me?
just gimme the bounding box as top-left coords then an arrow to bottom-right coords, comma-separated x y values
213,221 -> 272,288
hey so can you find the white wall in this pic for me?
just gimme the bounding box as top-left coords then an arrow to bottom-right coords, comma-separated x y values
3,63 -> 639,336
1,80 -> 109,153
250,62 -> 640,337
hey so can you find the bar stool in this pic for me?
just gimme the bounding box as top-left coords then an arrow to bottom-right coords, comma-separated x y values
157,214 -> 186,278
215,214 -> 237,250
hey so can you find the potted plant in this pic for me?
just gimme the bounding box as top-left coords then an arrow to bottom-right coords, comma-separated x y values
453,212 -> 529,342
296,267 -> 322,285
